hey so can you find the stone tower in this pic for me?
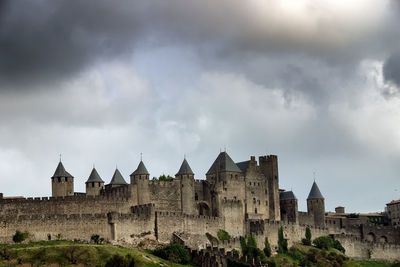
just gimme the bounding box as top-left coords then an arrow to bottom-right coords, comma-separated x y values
176,158 -> 195,215
307,181 -> 325,227
106,168 -> 128,190
259,155 -> 280,221
51,161 -> 74,197
130,161 -> 150,205
206,152 -> 244,217
85,167 -> 105,196
280,191 -> 298,223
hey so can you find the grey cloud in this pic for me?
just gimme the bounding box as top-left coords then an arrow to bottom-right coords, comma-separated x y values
383,52 -> 400,89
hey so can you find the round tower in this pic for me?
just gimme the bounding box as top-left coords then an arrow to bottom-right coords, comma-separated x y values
51,160 -> 74,197
176,158 -> 195,215
307,181 -> 325,227
85,167 -> 105,196
130,161 -> 150,205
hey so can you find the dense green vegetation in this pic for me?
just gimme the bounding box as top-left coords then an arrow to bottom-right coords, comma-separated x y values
0,240 -> 191,267
217,229 -> 231,241
151,243 -> 190,264
152,174 -> 174,181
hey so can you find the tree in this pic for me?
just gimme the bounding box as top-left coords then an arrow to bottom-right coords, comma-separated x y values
278,227 -> 288,254
153,174 -> 174,182
302,227 -> 312,246
239,235 -> 267,263
264,237 -> 271,257
217,229 -> 231,241
12,230 -> 29,243
313,236 -> 334,250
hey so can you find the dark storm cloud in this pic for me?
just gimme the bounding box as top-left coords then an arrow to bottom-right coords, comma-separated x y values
383,52 -> 400,89
1,0 -> 398,95
0,0 -> 144,85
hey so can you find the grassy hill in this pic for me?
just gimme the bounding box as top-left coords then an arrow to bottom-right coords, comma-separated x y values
0,240 -> 193,267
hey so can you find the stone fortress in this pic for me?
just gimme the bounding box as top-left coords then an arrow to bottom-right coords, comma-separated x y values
1,152 -> 400,261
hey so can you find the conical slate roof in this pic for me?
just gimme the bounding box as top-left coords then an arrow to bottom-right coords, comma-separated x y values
280,191 -> 297,200
109,169 -> 127,185
307,181 -> 324,200
176,159 -> 194,176
86,168 -> 104,183
206,152 -> 241,175
52,161 -> 73,178
131,161 -> 149,176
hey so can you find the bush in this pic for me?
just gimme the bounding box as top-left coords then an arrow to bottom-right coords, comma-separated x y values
226,258 -> 252,267
217,229 -> 231,241
288,246 -> 305,262
278,227 -> 288,254
12,230 -> 29,243
152,243 -> 190,264
301,238 -> 311,246
206,232 -> 219,245
264,237 -> 271,257
333,239 -> 345,253
313,236 -> 334,250
232,249 -> 240,257
105,254 -> 135,267
239,235 -> 267,263
90,234 -> 103,244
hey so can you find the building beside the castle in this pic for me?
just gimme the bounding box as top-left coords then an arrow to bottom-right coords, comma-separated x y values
1,151 -> 400,261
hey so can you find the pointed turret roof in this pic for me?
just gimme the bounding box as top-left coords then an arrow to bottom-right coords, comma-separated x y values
86,168 -> 104,183
176,159 -> 194,176
131,161 -> 149,176
109,168 -> 127,185
307,181 -> 324,200
206,152 -> 241,175
280,191 -> 297,200
52,161 -> 73,178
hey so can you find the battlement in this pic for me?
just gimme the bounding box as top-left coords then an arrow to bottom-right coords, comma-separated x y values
155,211 -> 219,221
148,180 -> 178,187
0,194 -> 130,204
131,203 -> 155,215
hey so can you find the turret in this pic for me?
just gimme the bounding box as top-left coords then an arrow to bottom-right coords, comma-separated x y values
85,167 -> 105,196
307,181 -> 325,227
51,161 -> 74,197
206,151 -> 243,217
280,191 -> 298,223
130,161 -> 150,205
176,158 -> 195,215
105,168 -> 128,190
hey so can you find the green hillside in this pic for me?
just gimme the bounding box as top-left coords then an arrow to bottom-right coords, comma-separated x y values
0,240 -> 192,267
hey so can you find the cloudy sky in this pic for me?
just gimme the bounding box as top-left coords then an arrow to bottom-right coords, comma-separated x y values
0,0 -> 400,213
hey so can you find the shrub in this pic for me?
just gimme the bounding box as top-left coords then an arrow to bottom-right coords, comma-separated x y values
333,239 -> 345,253
152,243 -> 190,264
301,238 -> 311,246
288,246 -> 305,262
278,227 -> 288,254
226,258 -> 252,267
206,232 -> 219,245
12,230 -> 29,243
90,234 -> 102,244
313,236 -> 334,250
239,235 -> 267,263
232,249 -> 240,257
105,254 -> 135,267
264,237 -> 271,257
217,229 -> 231,241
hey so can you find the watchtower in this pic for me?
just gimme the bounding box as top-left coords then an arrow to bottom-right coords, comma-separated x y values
51,161 -> 74,197
85,167 -> 105,196
259,155 -> 280,221
307,181 -> 325,227
176,158 -> 195,215
130,161 -> 150,205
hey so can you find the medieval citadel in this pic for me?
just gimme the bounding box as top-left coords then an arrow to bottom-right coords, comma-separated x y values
0,152 -> 400,261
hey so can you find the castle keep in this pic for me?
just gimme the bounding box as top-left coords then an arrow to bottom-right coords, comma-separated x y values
1,152 -> 400,261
